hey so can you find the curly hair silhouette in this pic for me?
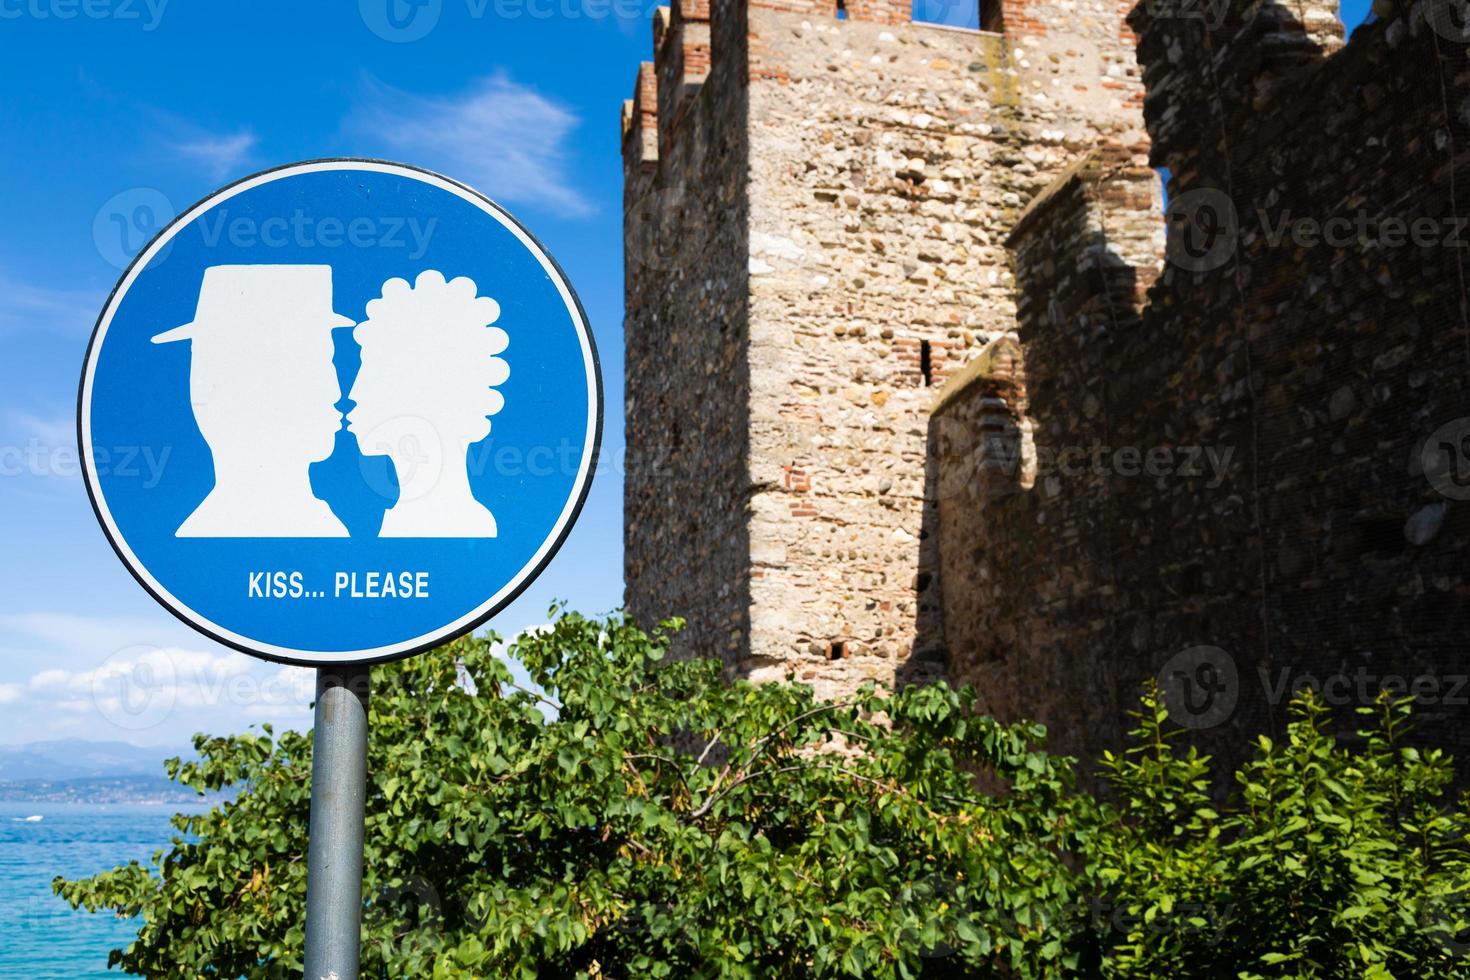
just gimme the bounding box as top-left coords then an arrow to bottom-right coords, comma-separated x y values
348,270 -> 509,537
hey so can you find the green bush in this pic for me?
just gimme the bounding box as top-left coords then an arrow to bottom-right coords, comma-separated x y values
54,612 -> 1470,979
1089,687 -> 1470,979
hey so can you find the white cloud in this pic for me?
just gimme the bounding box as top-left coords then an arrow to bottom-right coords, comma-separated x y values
22,645 -> 313,732
0,612 -> 312,745
8,411 -> 74,448
345,73 -> 592,218
168,129 -> 259,182
0,267 -> 103,337
0,410 -> 89,500
0,612 -> 557,745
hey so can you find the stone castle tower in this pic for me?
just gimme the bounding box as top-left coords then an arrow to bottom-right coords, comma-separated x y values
623,0 -> 1470,775
621,0 -> 1155,700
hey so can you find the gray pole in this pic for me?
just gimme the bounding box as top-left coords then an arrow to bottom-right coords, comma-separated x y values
304,668 -> 370,980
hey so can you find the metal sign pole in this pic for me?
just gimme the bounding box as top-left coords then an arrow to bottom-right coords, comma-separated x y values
304,668 -> 370,980
77,158 -> 600,980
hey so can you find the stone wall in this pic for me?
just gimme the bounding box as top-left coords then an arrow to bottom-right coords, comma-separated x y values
937,0 -> 1470,777
624,0 -> 1153,697
623,0 -> 752,665
742,3 -> 1150,701
934,151 -> 1161,759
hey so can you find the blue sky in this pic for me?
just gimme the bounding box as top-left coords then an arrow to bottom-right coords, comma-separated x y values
0,0 -> 1370,749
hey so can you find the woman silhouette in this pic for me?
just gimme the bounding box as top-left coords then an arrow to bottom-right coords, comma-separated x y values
348,270 -> 509,537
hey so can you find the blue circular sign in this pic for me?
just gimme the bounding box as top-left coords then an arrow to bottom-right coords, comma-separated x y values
79,160 -> 601,665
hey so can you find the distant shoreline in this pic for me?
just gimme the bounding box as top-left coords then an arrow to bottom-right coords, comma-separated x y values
0,776 -> 228,805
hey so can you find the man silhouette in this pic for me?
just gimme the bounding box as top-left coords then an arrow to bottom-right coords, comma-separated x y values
153,265 -> 353,537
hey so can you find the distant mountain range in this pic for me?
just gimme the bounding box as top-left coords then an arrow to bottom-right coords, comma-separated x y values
0,740 -> 218,802
0,738 -> 182,782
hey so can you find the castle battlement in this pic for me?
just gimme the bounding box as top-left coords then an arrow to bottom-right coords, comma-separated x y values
624,0 -> 1470,776
621,0 -> 1152,207
1128,0 -> 1344,178
621,0 -> 1156,701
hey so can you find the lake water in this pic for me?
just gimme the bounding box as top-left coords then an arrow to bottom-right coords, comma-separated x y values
0,801 -> 200,978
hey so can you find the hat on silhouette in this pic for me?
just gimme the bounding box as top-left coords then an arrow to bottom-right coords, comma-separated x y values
151,264 -> 355,344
